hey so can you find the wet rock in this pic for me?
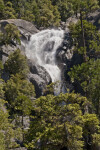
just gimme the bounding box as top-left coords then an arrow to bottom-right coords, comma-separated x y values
28,73 -> 46,97
28,60 -> 52,97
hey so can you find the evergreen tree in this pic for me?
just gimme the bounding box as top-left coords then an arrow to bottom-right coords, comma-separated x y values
4,49 -> 29,78
69,20 -> 100,61
36,0 -> 60,27
3,1 -> 16,19
4,74 -> 35,114
3,24 -> 21,45
83,113 -> 100,150
4,74 -> 36,142
0,60 -> 3,77
0,80 -> 18,149
70,0 -> 99,61
0,0 -> 5,19
25,93 -> 100,150
68,59 -> 100,117
51,0 -> 74,21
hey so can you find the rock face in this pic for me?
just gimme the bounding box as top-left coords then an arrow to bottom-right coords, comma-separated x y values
0,19 -> 53,97
87,9 -> 100,30
28,60 -> 52,97
1,11 -> 100,97
0,18 -> 78,96
0,19 -> 39,63
0,19 -> 39,41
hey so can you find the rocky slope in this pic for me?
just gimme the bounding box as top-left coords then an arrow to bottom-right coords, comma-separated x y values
0,19 -> 52,97
0,19 -> 39,63
1,9 -> 100,97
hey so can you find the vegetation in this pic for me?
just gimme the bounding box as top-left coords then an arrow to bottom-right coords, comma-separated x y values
0,24 -> 20,46
25,93 -> 100,150
4,49 -> 29,77
69,20 -> 100,61
0,80 -> 19,149
0,0 -> 100,150
68,59 -> 100,116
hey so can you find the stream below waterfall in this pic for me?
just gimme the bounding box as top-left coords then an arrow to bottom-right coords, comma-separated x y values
25,29 -> 65,94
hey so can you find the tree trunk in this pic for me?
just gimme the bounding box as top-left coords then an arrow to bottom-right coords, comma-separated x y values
22,115 -> 24,142
80,11 -> 87,62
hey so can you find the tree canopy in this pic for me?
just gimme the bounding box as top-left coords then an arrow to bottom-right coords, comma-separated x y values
4,49 -> 29,77
25,93 -> 100,150
0,0 -> 100,150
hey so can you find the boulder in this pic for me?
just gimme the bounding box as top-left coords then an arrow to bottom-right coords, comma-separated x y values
0,19 -> 39,41
28,60 -> 52,84
28,60 -> 52,97
0,19 -> 39,63
56,31 -> 73,68
28,73 -> 46,97
65,15 -> 79,29
0,44 -> 23,64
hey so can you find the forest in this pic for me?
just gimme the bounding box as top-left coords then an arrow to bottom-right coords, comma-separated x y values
0,0 -> 100,150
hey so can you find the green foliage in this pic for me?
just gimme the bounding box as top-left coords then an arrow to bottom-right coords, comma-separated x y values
36,0 -> 60,27
1,0 -> 61,27
0,0 -> 16,19
25,93 -> 88,150
14,93 -> 34,142
51,0 -> 74,21
25,93 -> 100,149
3,24 -> 21,45
3,1 -> 16,19
0,0 -> 5,19
69,20 -> 100,60
0,79 -> 4,99
4,49 -> 29,77
4,74 -> 35,111
83,113 -> 100,149
68,59 -> 100,116
4,73 -> 36,141
0,61 -> 3,69
68,0 -> 99,62
0,99 -> 19,149
70,0 -> 98,17
0,31 -> 4,45
0,1 -> 100,149
20,0 -> 38,22
0,81 -> 18,149
15,94 -> 33,116
0,0 -> 99,28
0,61 -> 3,77
0,24 -> 20,46
43,81 -> 60,95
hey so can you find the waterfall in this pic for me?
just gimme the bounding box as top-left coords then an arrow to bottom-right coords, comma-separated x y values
25,29 -> 64,94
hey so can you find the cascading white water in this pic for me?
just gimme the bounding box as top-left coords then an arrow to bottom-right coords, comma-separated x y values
25,29 -> 64,94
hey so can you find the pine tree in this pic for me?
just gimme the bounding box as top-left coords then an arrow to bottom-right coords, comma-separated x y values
4,74 -> 36,142
0,0 -> 5,19
68,59 -> 100,117
4,49 -> 29,78
3,24 -> 21,45
70,0 -> 99,61
3,1 -> 16,19
69,20 -> 100,61
0,79 -> 18,149
25,93 -> 100,150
